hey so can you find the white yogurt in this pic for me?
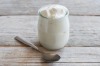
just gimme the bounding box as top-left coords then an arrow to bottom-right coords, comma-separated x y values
39,5 -> 67,19
38,4 -> 69,50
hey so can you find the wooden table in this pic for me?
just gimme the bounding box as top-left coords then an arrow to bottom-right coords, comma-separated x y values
0,16 -> 100,66
0,0 -> 100,66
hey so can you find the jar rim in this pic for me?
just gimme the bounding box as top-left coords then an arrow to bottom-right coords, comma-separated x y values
38,11 -> 69,19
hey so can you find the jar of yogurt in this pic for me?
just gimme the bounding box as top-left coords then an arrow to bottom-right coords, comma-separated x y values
38,4 -> 69,50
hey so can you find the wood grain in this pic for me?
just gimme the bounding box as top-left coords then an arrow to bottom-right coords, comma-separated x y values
0,16 -> 100,47
0,63 -> 100,66
0,0 -> 100,15
1,63 -> 100,66
0,47 -> 100,63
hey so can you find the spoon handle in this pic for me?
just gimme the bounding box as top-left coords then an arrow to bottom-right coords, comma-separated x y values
15,36 -> 39,51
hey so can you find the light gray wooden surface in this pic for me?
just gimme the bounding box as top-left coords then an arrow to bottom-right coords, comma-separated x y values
1,47 -> 100,65
0,0 -> 100,15
0,16 -> 99,47
0,16 -> 100,65
1,47 -> 100,63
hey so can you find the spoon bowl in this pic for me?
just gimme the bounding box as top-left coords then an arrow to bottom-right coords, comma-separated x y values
42,53 -> 60,62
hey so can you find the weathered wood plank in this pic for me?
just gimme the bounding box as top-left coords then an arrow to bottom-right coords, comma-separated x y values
0,0 -> 100,15
0,47 -> 100,63
0,16 -> 100,46
0,63 -> 100,66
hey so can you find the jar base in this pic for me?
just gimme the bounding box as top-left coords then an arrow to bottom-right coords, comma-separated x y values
39,42 -> 65,51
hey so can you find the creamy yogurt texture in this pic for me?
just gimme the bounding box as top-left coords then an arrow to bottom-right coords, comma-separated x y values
38,5 -> 69,50
39,5 -> 68,19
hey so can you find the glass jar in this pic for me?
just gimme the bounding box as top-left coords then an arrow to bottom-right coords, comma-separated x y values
38,6 -> 69,50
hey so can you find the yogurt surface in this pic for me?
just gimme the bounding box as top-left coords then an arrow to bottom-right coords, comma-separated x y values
39,4 -> 68,19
